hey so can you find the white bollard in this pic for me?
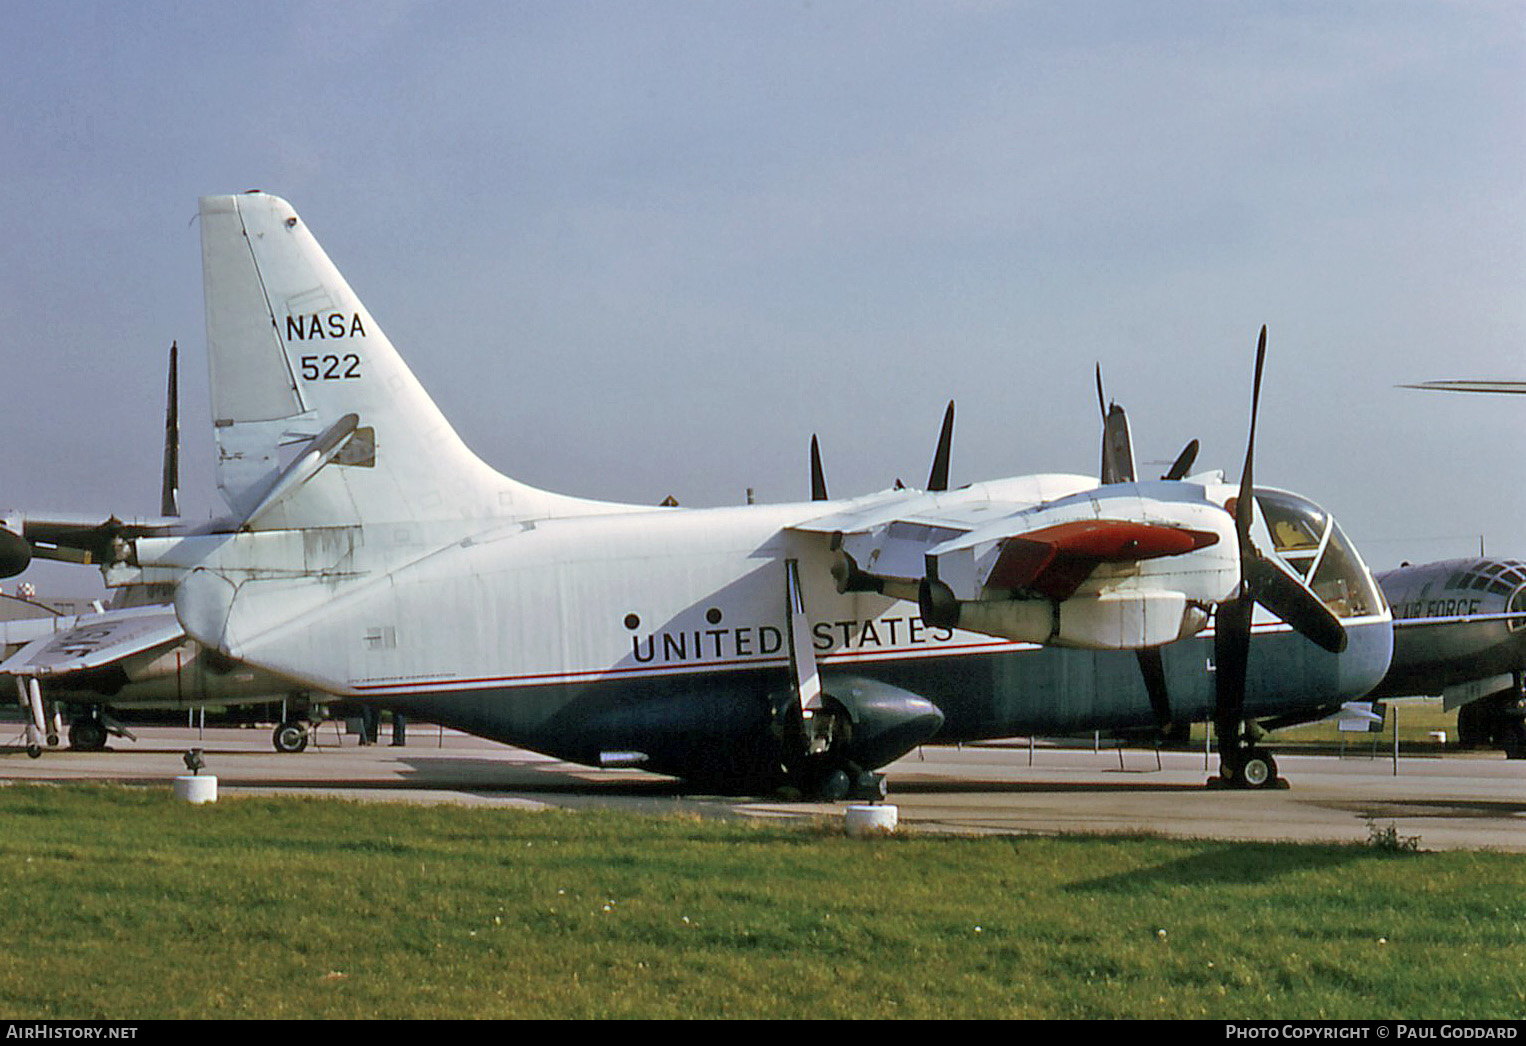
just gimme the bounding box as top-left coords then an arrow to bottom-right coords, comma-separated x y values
173,775 -> 218,804
845,804 -> 898,837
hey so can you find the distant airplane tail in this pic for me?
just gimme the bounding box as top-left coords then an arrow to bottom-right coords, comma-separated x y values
199,192 -> 607,529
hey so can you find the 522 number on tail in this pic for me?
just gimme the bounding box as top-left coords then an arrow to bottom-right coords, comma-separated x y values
300,354 -> 361,381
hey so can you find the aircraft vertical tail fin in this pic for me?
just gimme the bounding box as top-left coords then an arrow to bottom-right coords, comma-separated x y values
199,192 -> 602,528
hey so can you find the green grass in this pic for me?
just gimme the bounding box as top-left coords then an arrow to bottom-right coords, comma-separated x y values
0,785 -> 1521,1019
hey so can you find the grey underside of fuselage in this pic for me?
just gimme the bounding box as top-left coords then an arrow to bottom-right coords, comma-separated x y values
1370,623 -> 1525,698
371,622 -> 1391,780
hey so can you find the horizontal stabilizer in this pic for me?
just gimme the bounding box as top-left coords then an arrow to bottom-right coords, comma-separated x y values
239,413 -> 360,529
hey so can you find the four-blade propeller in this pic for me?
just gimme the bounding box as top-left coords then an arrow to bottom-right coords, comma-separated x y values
1207,326 -> 1346,784
1115,328 -> 1347,782
812,326 -> 1352,787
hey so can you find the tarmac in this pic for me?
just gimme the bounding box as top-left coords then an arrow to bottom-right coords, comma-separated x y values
1,722 -> 1521,852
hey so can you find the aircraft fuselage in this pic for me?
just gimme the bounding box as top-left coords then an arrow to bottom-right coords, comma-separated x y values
127,477 -> 1391,785
1374,558 -> 1526,698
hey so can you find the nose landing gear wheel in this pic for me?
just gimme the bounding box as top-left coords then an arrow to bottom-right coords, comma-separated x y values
1220,747 -> 1279,789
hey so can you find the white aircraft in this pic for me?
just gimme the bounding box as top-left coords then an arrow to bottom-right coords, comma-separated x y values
2,192 -> 1392,795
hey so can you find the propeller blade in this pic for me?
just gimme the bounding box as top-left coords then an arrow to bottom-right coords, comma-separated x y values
161,341 -> 180,518
1215,326 -> 1268,768
1135,646 -> 1174,735
1228,328 -> 1347,653
1094,365 -> 1136,484
810,435 -> 829,502
1213,590 -> 1254,754
1244,555 -> 1348,653
927,401 -> 955,492
1162,439 -> 1199,481
1099,405 -> 1136,484
1234,326 -> 1268,560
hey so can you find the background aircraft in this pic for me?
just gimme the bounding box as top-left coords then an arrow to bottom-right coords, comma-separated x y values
1,346 -> 323,755
3,192 -> 1392,796
1384,380 -> 1526,757
1372,557 -> 1526,757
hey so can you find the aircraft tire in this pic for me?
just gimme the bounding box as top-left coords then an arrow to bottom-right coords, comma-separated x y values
1225,748 -> 1277,789
272,721 -> 309,754
1243,749 -> 1276,788
69,718 -> 108,752
852,771 -> 889,802
1457,700 -> 1490,749
816,768 -> 852,801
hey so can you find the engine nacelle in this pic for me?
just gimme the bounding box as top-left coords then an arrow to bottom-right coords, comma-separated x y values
0,526 -> 30,579
821,674 -> 946,769
920,580 -> 1207,650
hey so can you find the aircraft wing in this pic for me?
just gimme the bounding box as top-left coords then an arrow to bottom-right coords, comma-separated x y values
0,606 -> 184,677
790,482 -> 1228,604
790,492 -> 990,592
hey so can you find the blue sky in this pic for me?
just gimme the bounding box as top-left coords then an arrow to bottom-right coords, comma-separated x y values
1,2 -> 1522,594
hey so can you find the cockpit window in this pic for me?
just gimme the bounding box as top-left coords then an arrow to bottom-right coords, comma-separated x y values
1255,489 -> 1382,620
1257,490 -> 1326,554
1510,584 -> 1526,633
1307,521 -> 1381,618
1254,489 -> 1326,582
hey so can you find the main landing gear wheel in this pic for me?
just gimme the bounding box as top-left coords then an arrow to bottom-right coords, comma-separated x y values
817,768 -> 852,801
829,769 -> 890,802
854,770 -> 889,802
799,763 -> 889,802
272,721 -> 309,754
68,717 -> 108,752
